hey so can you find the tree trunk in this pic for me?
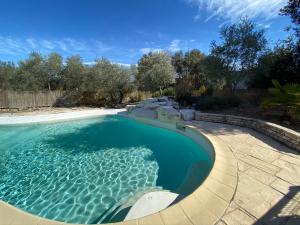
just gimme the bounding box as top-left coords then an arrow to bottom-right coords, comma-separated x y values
119,91 -> 124,104
159,87 -> 163,96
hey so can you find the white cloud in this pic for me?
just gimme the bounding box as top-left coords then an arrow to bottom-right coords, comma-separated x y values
55,41 -> 68,51
26,38 -> 37,49
139,48 -> 163,54
84,61 -> 131,67
258,23 -> 271,29
114,62 -> 131,67
139,39 -> 204,54
186,0 -> 287,22
168,39 -> 181,52
0,37 -> 114,57
41,40 -> 55,50
83,61 -> 96,65
0,36 -> 29,56
94,41 -> 112,52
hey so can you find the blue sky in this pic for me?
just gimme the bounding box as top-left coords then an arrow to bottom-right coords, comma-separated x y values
0,0 -> 291,65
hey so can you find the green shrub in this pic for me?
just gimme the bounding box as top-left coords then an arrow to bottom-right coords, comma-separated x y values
195,96 -> 241,110
152,87 -> 175,98
175,79 -> 194,105
261,80 -> 300,121
198,86 -> 207,96
127,91 -> 150,103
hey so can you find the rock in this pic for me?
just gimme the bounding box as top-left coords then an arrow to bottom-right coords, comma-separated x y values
157,106 -> 181,122
166,100 -> 179,109
127,97 -> 184,122
157,96 -> 169,102
131,108 -> 158,119
136,98 -> 157,108
126,105 -> 136,113
144,103 -> 161,110
180,109 -> 195,121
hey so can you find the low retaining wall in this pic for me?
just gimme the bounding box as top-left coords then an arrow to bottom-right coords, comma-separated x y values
195,112 -> 300,152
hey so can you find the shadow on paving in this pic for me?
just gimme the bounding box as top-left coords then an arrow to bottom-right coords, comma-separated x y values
253,186 -> 300,225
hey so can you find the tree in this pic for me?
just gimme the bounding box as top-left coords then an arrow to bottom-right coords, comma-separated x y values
0,61 -> 16,90
250,39 -> 300,88
130,64 -> 138,86
280,0 -> 300,37
202,55 -> 227,90
16,52 -> 48,91
280,0 -> 300,71
172,50 -> 207,89
137,52 -> 176,93
171,51 -> 185,79
210,18 -> 267,90
45,53 -> 63,90
183,50 -> 206,89
61,55 -> 85,91
87,59 -> 133,105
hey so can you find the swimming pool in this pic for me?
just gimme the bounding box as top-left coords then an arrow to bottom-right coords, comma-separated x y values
0,115 -> 213,224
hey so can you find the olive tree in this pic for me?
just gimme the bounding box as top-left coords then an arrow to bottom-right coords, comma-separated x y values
137,52 -> 176,93
210,18 -> 267,91
0,61 -> 16,90
16,52 -> 48,91
172,50 -> 208,90
45,53 -> 63,90
88,59 -> 133,105
61,55 -> 85,91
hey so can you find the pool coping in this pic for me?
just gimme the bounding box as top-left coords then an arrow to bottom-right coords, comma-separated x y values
0,114 -> 238,225
0,109 -> 126,125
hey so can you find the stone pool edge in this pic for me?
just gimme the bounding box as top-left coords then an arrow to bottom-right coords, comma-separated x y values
0,109 -> 126,126
0,113 -> 238,225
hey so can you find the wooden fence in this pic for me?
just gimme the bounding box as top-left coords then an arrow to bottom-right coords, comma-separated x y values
0,91 -> 64,109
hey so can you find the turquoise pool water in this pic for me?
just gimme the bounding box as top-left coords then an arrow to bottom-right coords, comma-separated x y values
0,115 -> 212,224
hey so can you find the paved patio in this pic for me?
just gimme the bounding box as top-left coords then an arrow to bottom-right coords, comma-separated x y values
193,121 -> 300,225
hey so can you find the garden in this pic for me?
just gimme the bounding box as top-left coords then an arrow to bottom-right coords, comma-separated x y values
0,1 -> 299,130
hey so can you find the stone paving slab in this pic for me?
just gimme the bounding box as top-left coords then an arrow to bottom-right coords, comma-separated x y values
194,121 -> 300,225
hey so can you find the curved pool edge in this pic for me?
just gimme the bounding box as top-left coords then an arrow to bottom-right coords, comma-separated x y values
0,115 -> 238,225
0,109 -> 126,126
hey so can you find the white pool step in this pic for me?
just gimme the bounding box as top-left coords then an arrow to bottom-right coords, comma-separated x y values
125,191 -> 178,220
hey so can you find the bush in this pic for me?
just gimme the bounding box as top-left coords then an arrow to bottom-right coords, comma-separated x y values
261,80 -> 300,122
175,79 -> 194,105
127,91 -> 150,103
192,86 -> 214,97
152,87 -> 175,98
195,96 -> 241,110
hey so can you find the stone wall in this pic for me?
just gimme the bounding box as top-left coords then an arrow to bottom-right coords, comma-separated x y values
195,112 -> 300,152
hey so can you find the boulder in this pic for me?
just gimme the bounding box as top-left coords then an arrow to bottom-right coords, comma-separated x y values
166,100 -> 179,109
127,97 -> 186,122
136,98 -> 157,108
126,105 -> 136,113
157,106 -> 181,122
157,96 -> 169,102
180,109 -> 195,121
131,108 -> 158,119
144,102 -> 161,110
